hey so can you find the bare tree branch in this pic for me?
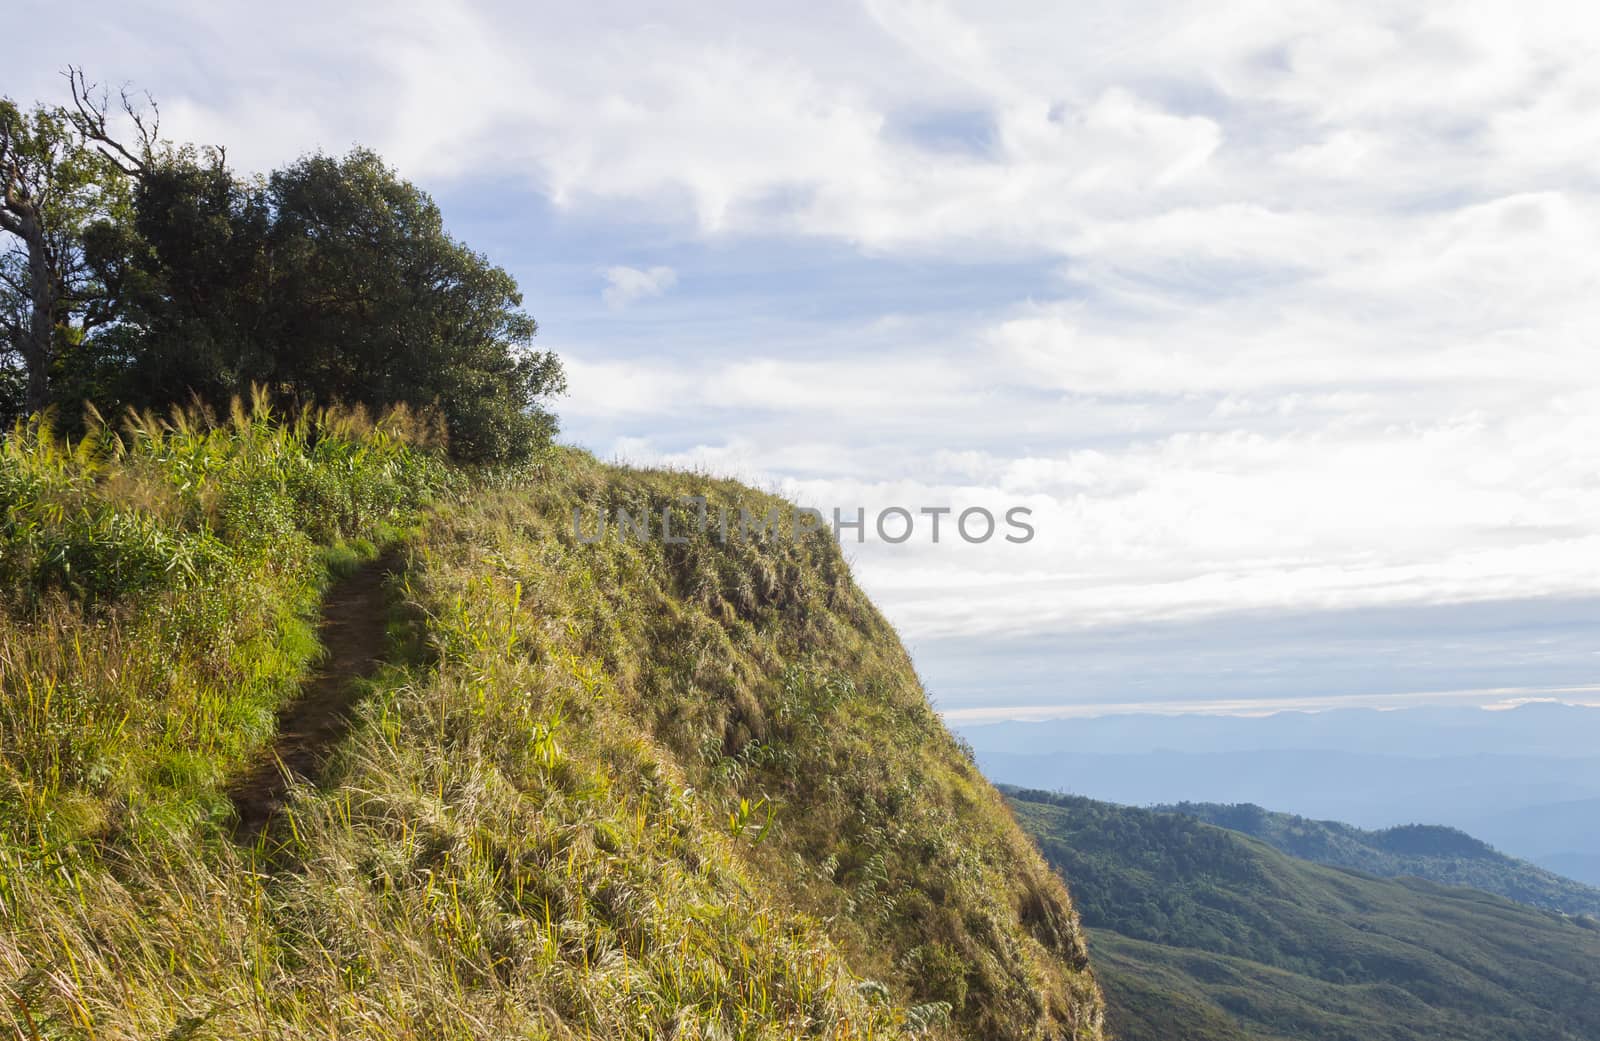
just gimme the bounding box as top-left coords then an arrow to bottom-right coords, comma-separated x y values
65,66 -> 156,176
0,264 -> 28,296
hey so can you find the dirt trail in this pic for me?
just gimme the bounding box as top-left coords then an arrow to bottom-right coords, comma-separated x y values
229,550 -> 401,832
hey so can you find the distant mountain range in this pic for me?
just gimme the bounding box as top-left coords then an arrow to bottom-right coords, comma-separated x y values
1463,798 -> 1600,887
1156,801 -> 1600,917
966,700 -> 1600,758
959,702 -> 1600,885
1006,788 -> 1600,1041
1543,853 -> 1600,888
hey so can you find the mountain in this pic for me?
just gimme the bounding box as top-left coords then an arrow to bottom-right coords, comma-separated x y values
962,702 -> 1600,759
1006,788 -> 1600,1041
973,746 -> 1600,830
1463,798 -> 1600,887
956,709 -> 1600,879
0,413 -> 1104,1040
1542,853 -> 1600,888
1158,802 -> 1600,917
959,708 -> 1600,871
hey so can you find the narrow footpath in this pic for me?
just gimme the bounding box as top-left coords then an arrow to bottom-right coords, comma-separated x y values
229,551 -> 400,832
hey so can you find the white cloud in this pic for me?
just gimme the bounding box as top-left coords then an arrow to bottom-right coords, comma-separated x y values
20,0 -> 1600,692
600,265 -> 678,309
940,686 -> 1600,724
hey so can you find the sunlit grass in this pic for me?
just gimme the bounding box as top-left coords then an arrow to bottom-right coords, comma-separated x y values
0,394 -> 447,851
0,423 -> 1103,1040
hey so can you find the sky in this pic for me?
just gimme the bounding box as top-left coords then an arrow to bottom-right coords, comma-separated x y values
15,1 -> 1600,716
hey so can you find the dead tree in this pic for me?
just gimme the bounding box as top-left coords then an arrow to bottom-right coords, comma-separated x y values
65,66 -> 160,177
0,70 -> 157,416
0,104 -> 68,415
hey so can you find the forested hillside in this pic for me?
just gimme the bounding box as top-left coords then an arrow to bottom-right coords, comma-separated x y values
1007,788 -> 1600,1041
1161,801 -> 1600,917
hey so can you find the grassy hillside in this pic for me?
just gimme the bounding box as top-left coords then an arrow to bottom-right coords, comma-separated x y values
1006,788 -> 1600,1041
1160,801 -> 1600,917
0,407 -> 1103,1040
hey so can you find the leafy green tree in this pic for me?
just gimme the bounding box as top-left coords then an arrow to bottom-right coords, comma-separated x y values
261,149 -> 563,462
0,96 -> 132,422
8,72 -> 563,461
111,147 -> 562,462
103,148 -> 273,405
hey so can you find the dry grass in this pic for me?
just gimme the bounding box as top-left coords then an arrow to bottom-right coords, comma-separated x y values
0,429 -> 1103,1040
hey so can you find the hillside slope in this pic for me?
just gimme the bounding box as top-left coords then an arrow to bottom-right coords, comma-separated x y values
1007,789 -> 1600,1041
1159,801 -> 1600,917
0,416 -> 1103,1040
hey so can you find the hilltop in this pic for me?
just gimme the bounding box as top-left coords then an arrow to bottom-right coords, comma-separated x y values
0,409 -> 1102,1040
1006,788 -> 1600,1041
1159,801 -> 1600,917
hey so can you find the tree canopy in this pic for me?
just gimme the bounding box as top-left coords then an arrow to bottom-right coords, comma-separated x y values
1,75 -> 563,463
0,97 -> 131,416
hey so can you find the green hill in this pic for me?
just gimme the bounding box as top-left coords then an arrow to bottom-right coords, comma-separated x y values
1159,801 -> 1600,917
1006,788 -> 1600,1041
0,408 -> 1104,1041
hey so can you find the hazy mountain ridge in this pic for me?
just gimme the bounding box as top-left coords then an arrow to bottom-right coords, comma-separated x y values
1006,788 -> 1600,1041
1156,801 -> 1600,917
973,747 -> 1600,827
960,706 -> 1600,881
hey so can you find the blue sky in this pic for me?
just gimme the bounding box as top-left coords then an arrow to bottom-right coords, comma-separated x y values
17,1 -> 1600,716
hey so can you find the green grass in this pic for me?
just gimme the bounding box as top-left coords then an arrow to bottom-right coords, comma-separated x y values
1007,788 -> 1600,1041
0,394 -> 448,854
0,422 -> 1105,1040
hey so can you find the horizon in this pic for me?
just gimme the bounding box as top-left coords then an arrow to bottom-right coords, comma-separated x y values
943,688 -> 1600,724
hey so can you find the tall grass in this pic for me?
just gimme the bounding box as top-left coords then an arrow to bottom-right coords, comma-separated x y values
0,393 -> 447,855
0,434 -> 1103,1040
613,461 -> 1100,1038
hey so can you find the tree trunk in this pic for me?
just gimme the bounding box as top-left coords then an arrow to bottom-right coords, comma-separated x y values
17,207 -> 55,415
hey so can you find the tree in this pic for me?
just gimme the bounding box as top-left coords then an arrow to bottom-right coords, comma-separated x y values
261,149 -> 563,461
105,148 -> 272,406
114,147 -> 564,462
7,72 -> 564,461
0,96 -> 131,422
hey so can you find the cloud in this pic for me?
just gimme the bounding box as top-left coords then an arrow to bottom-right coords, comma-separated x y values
20,0 -> 1600,708
600,265 -> 678,309
940,687 -> 1600,724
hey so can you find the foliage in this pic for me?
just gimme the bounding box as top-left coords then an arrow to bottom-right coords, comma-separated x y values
0,395 -> 447,851
0,97 -> 131,421
0,445 -> 1105,1040
1159,801 -> 1600,918
78,144 -> 274,411
1007,788 -> 1600,1041
100,148 -> 565,462
4,79 -> 564,463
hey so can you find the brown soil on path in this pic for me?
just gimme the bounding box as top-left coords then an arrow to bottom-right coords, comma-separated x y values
229,550 -> 401,832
